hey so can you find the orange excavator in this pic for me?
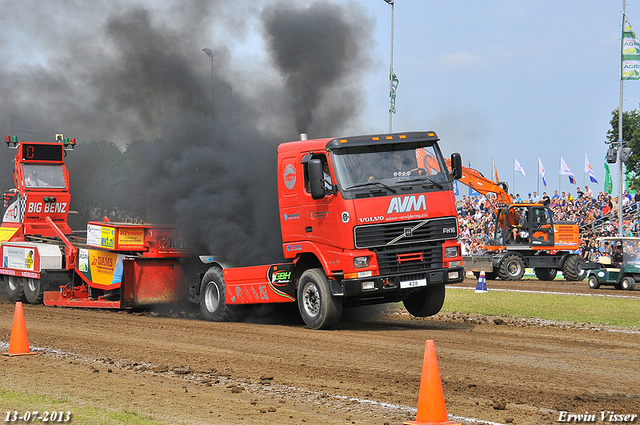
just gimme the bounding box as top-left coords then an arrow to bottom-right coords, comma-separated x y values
416,152 -> 585,281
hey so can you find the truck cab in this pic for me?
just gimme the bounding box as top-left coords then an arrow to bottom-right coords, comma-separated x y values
277,131 -> 464,327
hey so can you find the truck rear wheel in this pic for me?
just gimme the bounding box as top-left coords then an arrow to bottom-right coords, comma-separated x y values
534,268 -> 557,281
498,254 -> 525,280
23,278 -> 43,304
4,276 -> 26,303
403,285 -> 445,317
297,268 -> 342,330
199,267 -> 237,322
562,255 -> 586,281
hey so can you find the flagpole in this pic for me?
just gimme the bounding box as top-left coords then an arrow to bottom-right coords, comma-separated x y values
558,156 -> 562,196
537,157 -> 540,195
513,158 -> 515,196
491,157 -> 495,182
618,0 -> 627,236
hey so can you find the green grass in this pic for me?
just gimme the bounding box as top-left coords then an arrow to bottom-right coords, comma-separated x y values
443,288 -> 640,327
0,389 -> 162,425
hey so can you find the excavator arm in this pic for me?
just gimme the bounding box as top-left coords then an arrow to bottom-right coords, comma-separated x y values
414,150 -> 511,204
450,160 -> 512,204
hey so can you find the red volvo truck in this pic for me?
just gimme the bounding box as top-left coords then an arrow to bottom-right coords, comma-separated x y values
191,131 -> 464,329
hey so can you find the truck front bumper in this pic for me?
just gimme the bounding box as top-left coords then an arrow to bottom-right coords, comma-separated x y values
335,266 -> 464,298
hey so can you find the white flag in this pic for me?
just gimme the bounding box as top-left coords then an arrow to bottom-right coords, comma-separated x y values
584,153 -> 599,184
538,157 -> 547,187
560,156 -> 576,184
514,158 -> 525,177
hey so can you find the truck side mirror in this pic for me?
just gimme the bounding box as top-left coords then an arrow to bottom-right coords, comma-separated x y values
308,159 -> 326,200
450,153 -> 462,180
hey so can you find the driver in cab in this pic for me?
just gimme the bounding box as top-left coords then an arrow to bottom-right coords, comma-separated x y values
25,170 -> 48,187
611,244 -> 624,268
389,153 -> 412,177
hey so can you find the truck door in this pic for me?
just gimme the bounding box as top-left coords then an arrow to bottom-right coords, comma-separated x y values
300,154 -> 341,249
530,207 -> 554,246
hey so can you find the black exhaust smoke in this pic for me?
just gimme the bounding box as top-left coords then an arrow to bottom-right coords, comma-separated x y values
0,0 -> 374,265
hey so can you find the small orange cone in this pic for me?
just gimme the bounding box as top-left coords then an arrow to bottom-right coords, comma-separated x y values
404,340 -> 460,425
3,302 -> 36,356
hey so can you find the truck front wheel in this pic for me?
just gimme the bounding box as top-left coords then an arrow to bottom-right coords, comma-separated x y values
23,278 -> 43,304
4,276 -> 26,303
403,285 -> 445,317
297,268 -> 342,330
199,267 -> 237,322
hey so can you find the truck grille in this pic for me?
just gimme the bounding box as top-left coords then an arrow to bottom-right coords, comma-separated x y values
375,243 -> 442,274
354,217 -> 458,249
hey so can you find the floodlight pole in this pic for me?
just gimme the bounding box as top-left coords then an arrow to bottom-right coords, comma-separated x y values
385,0 -> 395,133
202,48 -> 214,125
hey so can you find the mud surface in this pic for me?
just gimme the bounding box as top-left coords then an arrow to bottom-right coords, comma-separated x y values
1,278 -> 639,425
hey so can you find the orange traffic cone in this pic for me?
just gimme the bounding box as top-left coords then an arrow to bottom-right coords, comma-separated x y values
404,340 -> 460,425
3,302 -> 36,356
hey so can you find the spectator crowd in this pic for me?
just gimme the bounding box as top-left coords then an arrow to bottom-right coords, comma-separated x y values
457,184 -> 640,260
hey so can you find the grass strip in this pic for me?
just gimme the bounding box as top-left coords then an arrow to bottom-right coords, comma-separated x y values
443,288 -> 640,327
0,389 -> 162,425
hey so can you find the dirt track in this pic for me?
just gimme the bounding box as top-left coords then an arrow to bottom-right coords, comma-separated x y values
1,278 -> 639,425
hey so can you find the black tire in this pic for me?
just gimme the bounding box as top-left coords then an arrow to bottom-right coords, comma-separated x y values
199,267 -> 237,322
403,285 -> 446,317
621,276 -> 635,291
587,275 -> 600,289
473,271 -> 498,280
485,271 -> 499,281
297,268 -> 342,330
534,268 -> 558,281
562,255 -> 586,281
4,276 -> 26,303
23,278 -> 43,304
498,254 -> 525,280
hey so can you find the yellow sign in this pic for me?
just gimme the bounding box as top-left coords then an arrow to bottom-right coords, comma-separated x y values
101,227 -> 115,249
0,227 -> 19,242
117,228 -> 144,249
87,250 -> 122,287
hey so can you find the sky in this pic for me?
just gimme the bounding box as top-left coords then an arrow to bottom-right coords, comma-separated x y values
363,0 -> 640,199
1,0 -> 639,199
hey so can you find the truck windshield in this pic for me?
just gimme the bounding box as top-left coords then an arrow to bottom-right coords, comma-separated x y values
22,164 -> 66,189
331,144 -> 448,193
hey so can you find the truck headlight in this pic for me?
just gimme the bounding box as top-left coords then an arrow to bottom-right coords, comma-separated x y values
354,256 -> 369,268
444,247 -> 459,258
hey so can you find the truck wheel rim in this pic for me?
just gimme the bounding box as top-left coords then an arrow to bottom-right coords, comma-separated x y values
508,262 -> 521,276
26,279 -> 36,292
204,282 -> 220,312
8,277 -> 19,291
302,283 -> 320,318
